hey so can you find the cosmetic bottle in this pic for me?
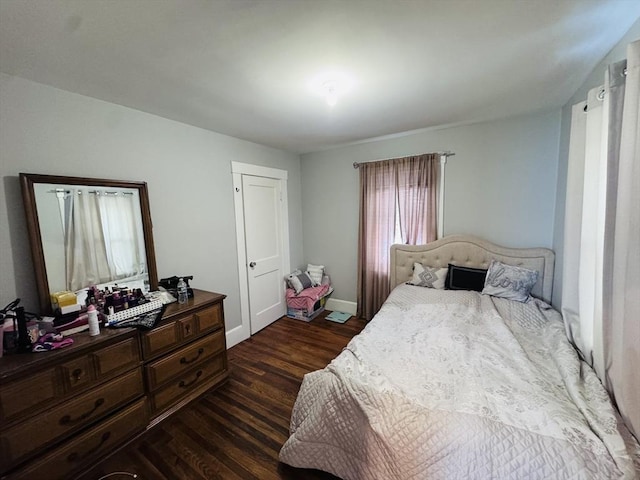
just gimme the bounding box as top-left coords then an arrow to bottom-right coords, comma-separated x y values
112,292 -> 122,312
104,295 -> 114,316
86,288 -> 95,307
87,305 -> 100,336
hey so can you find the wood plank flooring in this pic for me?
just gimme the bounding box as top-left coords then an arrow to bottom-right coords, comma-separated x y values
82,311 -> 367,480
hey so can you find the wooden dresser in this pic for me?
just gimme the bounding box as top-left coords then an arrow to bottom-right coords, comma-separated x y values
0,289 -> 228,480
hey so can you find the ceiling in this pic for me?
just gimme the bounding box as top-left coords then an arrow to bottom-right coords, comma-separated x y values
1,0 -> 639,154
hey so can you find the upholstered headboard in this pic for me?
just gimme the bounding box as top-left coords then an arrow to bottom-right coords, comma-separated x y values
389,234 -> 555,303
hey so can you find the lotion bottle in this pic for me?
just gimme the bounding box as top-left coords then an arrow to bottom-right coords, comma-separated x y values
87,304 -> 100,336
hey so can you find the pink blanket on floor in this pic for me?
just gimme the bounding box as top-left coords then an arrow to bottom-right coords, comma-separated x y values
286,284 -> 330,311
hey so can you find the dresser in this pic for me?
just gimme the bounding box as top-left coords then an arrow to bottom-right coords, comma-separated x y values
0,289 -> 228,480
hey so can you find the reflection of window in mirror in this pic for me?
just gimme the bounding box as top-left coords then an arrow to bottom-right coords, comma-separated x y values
34,183 -> 148,294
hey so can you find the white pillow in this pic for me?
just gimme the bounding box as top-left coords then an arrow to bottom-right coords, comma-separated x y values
286,270 -> 314,294
482,260 -> 539,303
306,264 -> 325,286
407,263 -> 447,289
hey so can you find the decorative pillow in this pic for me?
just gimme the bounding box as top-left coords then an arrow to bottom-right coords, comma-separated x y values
286,270 -> 314,294
285,269 -> 301,288
482,260 -> 539,303
407,263 -> 447,289
306,264 -> 325,286
446,264 -> 488,292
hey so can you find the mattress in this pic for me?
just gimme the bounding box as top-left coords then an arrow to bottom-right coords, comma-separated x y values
279,284 -> 640,479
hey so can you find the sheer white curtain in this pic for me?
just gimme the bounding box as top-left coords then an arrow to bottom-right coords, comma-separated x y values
65,189 -> 146,290
65,189 -> 111,290
96,192 -> 146,279
607,40 -> 639,439
562,101 -> 587,351
562,40 -> 639,439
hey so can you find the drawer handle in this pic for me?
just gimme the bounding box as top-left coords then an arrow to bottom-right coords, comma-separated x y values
179,370 -> 203,389
59,398 -> 105,425
180,347 -> 205,365
72,368 -> 83,382
67,431 -> 111,463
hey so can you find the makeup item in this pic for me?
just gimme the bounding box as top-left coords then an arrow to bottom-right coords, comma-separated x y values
112,292 -> 122,312
87,305 -> 100,336
86,288 -> 96,306
128,294 -> 139,308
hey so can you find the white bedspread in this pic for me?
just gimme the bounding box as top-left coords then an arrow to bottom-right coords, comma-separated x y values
279,285 -> 640,479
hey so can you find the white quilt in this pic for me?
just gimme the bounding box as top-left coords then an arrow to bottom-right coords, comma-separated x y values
279,285 -> 640,479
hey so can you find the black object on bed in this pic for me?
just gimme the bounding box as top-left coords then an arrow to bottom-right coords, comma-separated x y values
445,263 -> 487,291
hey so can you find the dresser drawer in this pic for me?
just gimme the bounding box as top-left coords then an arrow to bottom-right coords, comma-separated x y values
8,398 -> 148,480
0,368 -> 143,469
92,336 -> 140,378
141,302 -> 224,360
58,355 -> 95,392
178,315 -> 197,341
146,330 -> 225,390
195,303 -> 223,333
58,335 -> 140,394
149,353 -> 226,415
0,368 -> 61,425
1,335 -> 141,427
140,320 -> 179,359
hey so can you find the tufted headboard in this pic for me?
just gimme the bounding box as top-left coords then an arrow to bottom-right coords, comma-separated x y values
389,234 -> 555,303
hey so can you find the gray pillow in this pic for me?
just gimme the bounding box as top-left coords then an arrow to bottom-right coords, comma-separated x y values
407,263 -> 447,289
482,260 -> 538,302
286,270 -> 314,295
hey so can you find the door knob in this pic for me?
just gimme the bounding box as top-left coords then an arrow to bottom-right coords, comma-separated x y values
249,262 -> 256,268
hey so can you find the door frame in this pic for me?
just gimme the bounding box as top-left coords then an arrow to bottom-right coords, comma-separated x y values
229,161 -> 290,348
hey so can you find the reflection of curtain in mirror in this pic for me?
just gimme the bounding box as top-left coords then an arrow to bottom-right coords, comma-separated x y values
64,189 -> 146,291
65,189 -> 112,290
96,192 -> 145,279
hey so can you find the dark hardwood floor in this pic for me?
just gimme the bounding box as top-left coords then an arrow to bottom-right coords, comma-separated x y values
82,311 -> 367,480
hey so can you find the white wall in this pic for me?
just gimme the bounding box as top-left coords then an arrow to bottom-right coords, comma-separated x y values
301,110 -> 561,304
0,73 -> 303,334
552,18 -> 640,306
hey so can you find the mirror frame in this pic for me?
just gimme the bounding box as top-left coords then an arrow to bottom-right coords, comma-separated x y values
20,173 -> 159,315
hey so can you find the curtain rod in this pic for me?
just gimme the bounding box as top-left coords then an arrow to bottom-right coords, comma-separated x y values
353,151 -> 455,169
47,189 -> 133,196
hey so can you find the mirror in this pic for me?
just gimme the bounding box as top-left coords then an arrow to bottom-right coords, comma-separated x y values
20,173 -> 158,314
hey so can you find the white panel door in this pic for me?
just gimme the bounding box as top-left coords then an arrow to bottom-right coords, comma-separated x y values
242,175 -> 286,334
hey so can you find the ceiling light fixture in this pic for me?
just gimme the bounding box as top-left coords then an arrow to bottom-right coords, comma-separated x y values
309,71 -> 355,108
322,80 -> 338,107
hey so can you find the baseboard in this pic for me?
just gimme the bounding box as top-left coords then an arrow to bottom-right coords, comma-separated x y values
325,298 -> 357,316
226,324 -> 249,349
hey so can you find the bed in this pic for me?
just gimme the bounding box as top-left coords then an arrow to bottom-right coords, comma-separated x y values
279,235 -> 640,479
